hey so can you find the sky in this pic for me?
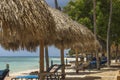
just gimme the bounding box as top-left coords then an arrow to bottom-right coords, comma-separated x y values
46,0 -> 70,8
0,0 -> 70,57
0,46 -> 69,57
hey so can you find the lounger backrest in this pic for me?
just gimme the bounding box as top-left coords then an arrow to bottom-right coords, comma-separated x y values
0,69 -> 9,80
54,64 -> 63,73
46,64 -> 56,72
50,64 -> 63,73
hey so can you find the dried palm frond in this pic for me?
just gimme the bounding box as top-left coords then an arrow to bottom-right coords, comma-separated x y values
49,7 -> 101,51
0,0 -> 56,41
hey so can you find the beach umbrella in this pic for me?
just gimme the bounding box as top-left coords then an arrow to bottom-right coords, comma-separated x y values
74,40 -> 101,53
73,40 -> 101,73
0,2 -> 100,78
0,0 -> 55,41
2,6 -> 100,75
0,0 -> 56,79
48,7 -> 97,49
48,7 -> 101,74
0,0 -> 56,46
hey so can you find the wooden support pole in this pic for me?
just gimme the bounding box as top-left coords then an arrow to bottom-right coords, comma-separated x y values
75,49 -> 79,73
45,46 -> 49,70
66,58 -> 68,65
6,64 -> 9,76
115,44 -> 118,63
51,60 -> 53,66
39,40 -> 44,80
61,48 -> 65,79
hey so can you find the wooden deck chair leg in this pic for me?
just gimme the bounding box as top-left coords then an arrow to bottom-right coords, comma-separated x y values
46,76 -> 49,80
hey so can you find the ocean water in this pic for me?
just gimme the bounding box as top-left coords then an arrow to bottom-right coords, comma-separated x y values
0,56 -> 62,73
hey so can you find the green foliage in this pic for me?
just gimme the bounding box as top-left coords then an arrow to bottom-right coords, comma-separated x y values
64,0 -> 93,30
64,0 -> 120,46
110,0 -> 120,43
68,49 -> 75,56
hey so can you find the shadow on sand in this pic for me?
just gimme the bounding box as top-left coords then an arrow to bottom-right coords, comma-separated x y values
63,76 -> 101,80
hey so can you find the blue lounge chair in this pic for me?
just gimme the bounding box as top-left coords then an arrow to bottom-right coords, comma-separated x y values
0,69 -> 9,80
12,75 -> 39,80
89,59 -> 107,68
11,64 -> 63,80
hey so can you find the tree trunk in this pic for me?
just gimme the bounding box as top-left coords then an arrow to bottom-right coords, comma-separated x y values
115,44 -> 118,63
75,49 -> 79,73
45,46 -> 49,70
93,0 -> 100,70
54,0 -> 59,9
93,0 -> 97,35
107,0 -> 112,67
54,0 -> 61,10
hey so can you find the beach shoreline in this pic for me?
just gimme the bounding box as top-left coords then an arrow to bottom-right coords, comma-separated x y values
10,69 -> 39,76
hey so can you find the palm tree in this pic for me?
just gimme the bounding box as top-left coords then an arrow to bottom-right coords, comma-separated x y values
93,0 -> 100,70
55,0 -> 59,9
115,43 -> 118,63
107,0 -> 112,67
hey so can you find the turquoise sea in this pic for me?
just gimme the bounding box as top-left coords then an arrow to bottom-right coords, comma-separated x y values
0,56 -> 64,73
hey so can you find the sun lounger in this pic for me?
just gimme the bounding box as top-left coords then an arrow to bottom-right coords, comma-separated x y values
0,69 -> 9,80
74,62 -> 89,71
29,64 -> 56,75
86,59 -> 107,70
11,64 -> 64,80
46,64 -> 64,80
12,75 -> 39,80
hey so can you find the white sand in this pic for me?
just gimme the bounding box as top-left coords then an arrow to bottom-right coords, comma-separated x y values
65,57 -> 81,61
5,68 -> 118,80
5,61 -> 120,80
5,69 -> 39,80
11,69 -> 39,76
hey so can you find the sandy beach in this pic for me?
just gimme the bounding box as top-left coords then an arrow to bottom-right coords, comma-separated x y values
5,63 -> 120,80
5,69 -> 39,80
5,69 -> 118,80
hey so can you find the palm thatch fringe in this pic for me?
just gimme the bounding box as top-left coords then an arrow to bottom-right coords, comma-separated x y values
49,7 -> 101,51
0,0 -> 56,41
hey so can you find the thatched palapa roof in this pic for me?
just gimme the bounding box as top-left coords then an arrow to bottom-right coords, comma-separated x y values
0,4 -> 100,52
74,40 -> 101,52
0,0 -> 57,51
49,7 -> 100,51
0,0 -> 56,42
